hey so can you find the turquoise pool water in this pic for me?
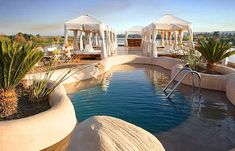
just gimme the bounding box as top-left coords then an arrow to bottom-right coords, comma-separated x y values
69,65 -> 194,133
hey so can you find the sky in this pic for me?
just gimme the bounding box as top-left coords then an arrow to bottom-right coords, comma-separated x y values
0,0 -> 235,35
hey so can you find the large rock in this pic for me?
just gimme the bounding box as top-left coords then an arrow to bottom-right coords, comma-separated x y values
68,116 -> 165,151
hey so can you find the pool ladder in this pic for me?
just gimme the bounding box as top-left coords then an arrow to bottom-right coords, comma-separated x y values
163,67 -> 202,98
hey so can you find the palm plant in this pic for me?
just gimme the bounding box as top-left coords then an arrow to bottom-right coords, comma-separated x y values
196,38 -> 235,71
0,40 -> 43,117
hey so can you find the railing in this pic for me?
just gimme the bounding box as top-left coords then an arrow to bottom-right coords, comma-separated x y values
163,67 -> 201,98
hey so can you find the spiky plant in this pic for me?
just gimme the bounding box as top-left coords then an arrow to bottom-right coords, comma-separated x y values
0,40 -> 43,117
28,63 -> 95,102
196,38 -> 235,71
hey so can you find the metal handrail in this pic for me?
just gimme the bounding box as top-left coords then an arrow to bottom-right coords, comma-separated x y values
163,67 -> 201,98
166,71 -> 201,98
163,67 -> 193,92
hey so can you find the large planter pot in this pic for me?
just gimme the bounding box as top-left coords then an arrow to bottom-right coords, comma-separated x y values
0,84 -> 77,151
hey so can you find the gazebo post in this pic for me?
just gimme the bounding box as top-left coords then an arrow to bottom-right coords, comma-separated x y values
112,32 -> 115,50
114,31 -> 118,49
168,32 -> 172,46
95,33 -> 99,46
107,30 -> 111,56
178,30 -> 183,47
165,32 -> 168,46
88,32 -> 93,46
161,31 -> 165,47
188,27 -> 194,49
64,25 -> 68,46
100,30 -> 108,59
142,32 -> 145,54
79,32 -> 84,51
144,32 -> 147,54
152,29 -> 157,57
98,34 -> 101,47
112,32 -> 115,51
125,31 -> 128,47
109,31 -> 112,54
148,32 -> 151,56
174,31 -> 178,49
73,30 -> 78,50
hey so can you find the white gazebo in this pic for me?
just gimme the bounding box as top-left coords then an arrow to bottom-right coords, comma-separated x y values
142,14 -> 193,57
125,26 -> 144,47
64,15 -> 117,59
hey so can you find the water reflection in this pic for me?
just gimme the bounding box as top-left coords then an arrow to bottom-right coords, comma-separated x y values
144,66 -> 235,121
101,73 -> 112,92
144,66 -> 170,89
65,64 -> 140,94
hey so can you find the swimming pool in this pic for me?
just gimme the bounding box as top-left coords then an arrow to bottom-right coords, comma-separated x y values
67,64 -> 235,150
69,65 -> 198,133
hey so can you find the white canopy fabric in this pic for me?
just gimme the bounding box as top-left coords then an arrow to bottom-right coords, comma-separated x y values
153,14 -> 192,31
142,14 -> 193,57
64,15 -> 117,59
125,26 -> 144,46
65,15 -> 108,31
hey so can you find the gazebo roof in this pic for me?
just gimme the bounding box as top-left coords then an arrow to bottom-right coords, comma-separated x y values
65,15 -> 108,31
151,14 -> 192,31
66,15 -> 102,25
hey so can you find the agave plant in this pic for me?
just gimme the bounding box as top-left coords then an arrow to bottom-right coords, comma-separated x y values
0,40 -> 43,117
196,38 -> 235,71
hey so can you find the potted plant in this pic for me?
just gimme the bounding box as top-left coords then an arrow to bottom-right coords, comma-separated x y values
196,38 -> 235,72
0,40 -> 77,150
0,40 -> 43,118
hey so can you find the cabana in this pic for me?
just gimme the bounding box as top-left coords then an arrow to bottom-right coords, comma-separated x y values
142,14 -> 193,57
64,15 -> 117,59
125,26 -> 144,47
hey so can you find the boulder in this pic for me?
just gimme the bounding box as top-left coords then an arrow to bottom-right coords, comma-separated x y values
68,116 -> 165,151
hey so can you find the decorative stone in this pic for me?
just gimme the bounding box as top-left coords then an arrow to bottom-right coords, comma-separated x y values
68,116 -> 165,151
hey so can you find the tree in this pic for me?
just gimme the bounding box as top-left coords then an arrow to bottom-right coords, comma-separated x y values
213,31 -> 220,40
14,32 -> 26,43
54,36 -> 61,45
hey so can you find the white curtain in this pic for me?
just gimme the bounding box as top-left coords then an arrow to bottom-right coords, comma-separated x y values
89,32 -> 93,46
64,25 -> 68,46
100,30 -> 108,59
95,33 -> 99,46
188,27 -> 194,49
79,32 -> 84,51
152,31 -> 158,57
161,31 -> 165,46
125,31 -> 128,46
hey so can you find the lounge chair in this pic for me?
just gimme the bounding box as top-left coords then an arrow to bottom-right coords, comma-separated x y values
72,45 -> 101,61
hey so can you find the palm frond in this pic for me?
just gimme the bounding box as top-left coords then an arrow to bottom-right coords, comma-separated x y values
196,38 -> 233,64
0,40 -> 43,90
